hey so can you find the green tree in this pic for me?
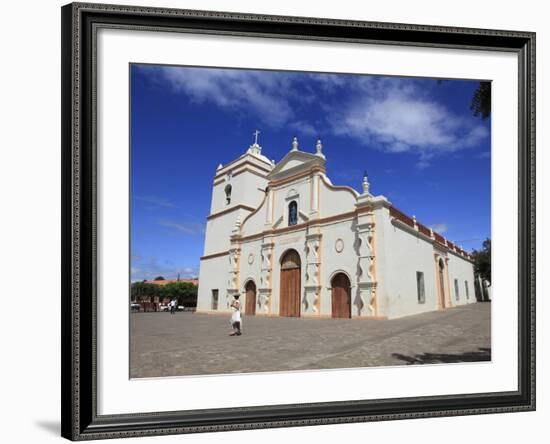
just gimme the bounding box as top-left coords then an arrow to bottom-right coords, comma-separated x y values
153,276 -> 166,281
161,282 -> 198,307
130,282 -> 162,302
436,79 -> 491,120
470,81 -> 491,120
471,238 -> 491,282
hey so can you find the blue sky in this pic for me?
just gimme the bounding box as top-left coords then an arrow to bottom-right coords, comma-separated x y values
131,64 -> 491,282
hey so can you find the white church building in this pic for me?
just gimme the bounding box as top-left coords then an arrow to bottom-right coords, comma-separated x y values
197,135 -> 476,319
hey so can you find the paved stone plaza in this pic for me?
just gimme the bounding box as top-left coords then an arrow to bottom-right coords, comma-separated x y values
130,302 -> 491,378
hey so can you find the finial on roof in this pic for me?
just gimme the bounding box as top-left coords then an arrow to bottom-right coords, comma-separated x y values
291,136 -> 299,151
362,170 -> 370,194
315,138 -> 325,158
217,164 -> 223,171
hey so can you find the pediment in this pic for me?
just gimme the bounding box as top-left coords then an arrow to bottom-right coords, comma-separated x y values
268,151 -> 325,180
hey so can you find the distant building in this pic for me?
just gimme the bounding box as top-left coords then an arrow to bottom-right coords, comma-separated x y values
197,136 -> 476,319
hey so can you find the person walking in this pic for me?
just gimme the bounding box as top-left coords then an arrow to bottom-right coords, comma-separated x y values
228,295 -> 242,336
170,298 -> 177,315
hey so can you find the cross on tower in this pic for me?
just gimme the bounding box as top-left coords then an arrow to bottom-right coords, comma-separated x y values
253,129 -> 260,145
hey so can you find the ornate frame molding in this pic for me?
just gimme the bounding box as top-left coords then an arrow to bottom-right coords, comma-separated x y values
61,2 -> 535,440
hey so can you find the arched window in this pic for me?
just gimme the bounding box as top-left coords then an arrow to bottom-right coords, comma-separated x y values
288,201 -> 298,226
224,184 -> 232,205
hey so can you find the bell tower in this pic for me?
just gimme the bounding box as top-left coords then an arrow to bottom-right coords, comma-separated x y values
197,132 -> 274,312
204,133 -> 273,255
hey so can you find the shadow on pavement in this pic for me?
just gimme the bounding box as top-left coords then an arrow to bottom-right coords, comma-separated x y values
391,348 -> 491,365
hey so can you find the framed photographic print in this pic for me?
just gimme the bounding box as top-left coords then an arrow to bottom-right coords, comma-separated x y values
61,2 -> 536,440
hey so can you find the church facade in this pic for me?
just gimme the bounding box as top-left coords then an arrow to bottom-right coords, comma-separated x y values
197,137 -> 476,319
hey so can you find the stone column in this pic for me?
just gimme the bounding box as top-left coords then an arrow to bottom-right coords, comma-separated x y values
356,207 -> 377,317
310,173 -> 319,216
444,257 -> 453,308
265,188 -> 273,227
303,232 -> 322,315
226,246 -> 241,308
258,240 -> 274,314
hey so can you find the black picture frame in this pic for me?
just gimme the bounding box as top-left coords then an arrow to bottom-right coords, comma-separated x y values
61,2 -> 536,440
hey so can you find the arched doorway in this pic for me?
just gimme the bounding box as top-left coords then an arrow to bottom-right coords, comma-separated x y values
245,280 -> 256,315
438,258 -> 446,309
279,249 -> 301,317
331,273 -> 351,318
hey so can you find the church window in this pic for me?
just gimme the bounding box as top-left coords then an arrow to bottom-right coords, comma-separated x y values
454,279 -> 460,300
288,201 -> 298,226
224,184 -> 232,205
465,280 -> 470,299
211,289 -> 219,310
416,272 -> 425,304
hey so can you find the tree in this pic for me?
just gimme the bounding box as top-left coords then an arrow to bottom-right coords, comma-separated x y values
436,79 -> 491,120
470,81 -> 491,120
161,282 -> 198,307
471,238 -> 491,282
130,282 -> 162,302
153,276 -> 166,281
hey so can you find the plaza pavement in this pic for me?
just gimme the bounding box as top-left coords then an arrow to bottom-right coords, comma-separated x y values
130,302 -> 491,378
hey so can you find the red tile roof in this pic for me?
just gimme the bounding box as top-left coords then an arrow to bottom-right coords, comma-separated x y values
389,206 -> 473,260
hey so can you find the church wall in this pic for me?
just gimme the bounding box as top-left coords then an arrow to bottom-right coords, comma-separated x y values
446,252 -> 476,306
203,211 -> 244,256
237,238 -> 264,314
210,179 -> 230,214
372,206 -> 392,318
317,219 -> 359,317
378,215 -> 440,319
318,176 -> 358,219
271,179 -> 311,227
197,254 -> 231,313
210,167 -> 267,214
239,197 -> 267,237
269,231 -> 308,316
237,171 -> 269,209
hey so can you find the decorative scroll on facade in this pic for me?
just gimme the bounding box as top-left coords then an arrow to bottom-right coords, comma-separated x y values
258,240 -> 274,313
356,206 -> 377,317
304,232 -> 322,314
226,246 -> 241,307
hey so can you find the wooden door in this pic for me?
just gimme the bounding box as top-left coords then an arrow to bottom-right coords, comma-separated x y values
245,281 -> 256,315
280,250 -> 301,317
331,273 -> 351,318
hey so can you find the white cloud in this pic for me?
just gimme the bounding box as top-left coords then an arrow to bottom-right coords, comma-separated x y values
289,120 -> 318,137
428,223 -> 448,234
156,67 -> 296,128
331,79 -> 489,163
477,150 -> 491,159
158,220 -> 204,235
135,195 -> 176,208
141,67 -> 488,165
130,257 -> 199,281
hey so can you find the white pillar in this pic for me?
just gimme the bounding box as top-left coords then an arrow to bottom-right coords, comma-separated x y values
265,189 -> 273,226
310,174 -> 319,216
